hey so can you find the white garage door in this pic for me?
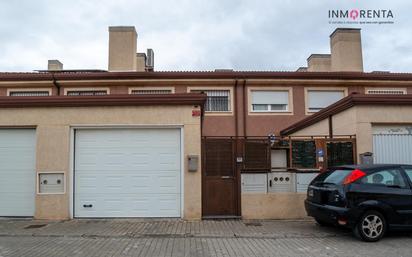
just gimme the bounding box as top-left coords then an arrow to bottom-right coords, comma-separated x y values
373,134 -> 412,164
0,129 -> 36,216
74,128 -> 181,218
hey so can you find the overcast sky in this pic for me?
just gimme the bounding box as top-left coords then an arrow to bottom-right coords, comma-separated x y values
0,0 -> 410,72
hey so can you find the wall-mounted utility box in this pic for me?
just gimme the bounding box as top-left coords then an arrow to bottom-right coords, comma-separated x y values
38,172 -> 65,194
268,172 -> 296,192
296,173 -> 318,193
241,173 -> 268,193
271,149 -> 288,168
187,155 -> 199,172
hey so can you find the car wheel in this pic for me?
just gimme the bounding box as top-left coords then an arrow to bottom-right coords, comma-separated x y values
354,210 -> 386,242
315,218 -> 331,227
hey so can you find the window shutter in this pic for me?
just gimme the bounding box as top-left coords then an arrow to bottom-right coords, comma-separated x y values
67,90 -> 107,96
243,140 -> 270,170
9,91 -> 49,96
252,91 -> 288,105
131,89 -> 172,94
308,91 -> 344,109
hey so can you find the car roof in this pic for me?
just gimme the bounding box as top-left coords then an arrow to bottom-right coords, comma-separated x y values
333,164 -> 411,171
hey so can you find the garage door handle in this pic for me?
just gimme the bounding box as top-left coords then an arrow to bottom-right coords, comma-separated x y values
83,204 -> 93,208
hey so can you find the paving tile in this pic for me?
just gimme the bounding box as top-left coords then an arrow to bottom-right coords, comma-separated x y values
0,219 -> 412,256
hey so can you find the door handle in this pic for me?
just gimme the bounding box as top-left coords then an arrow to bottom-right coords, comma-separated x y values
83,204 -> 93,208
221,176 -> 231,179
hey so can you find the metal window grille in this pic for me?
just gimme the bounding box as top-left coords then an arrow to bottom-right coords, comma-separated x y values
131,89 -> 172,94
192,90 -> 230,112
66,90 -> 107,96
367,89 -> 406,95
9,91 -> 50,96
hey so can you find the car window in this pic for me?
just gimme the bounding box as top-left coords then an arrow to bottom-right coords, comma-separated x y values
359,169 -> 407,188
404,168 -> 412,182
311,169 -> 353,185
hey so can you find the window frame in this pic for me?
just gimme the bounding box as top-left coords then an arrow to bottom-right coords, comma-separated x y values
248,87 -> 293,115
64,87 -> 110,96
187,86 -> 234,116
7,88 -> 52,96
128,87 -> 175,94
357,168 -> 409,189
401,166 -> 412,187
305,87 -> 348,115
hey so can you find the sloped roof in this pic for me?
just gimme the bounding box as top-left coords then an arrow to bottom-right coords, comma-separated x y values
1,71 -> 412,81
280,94 -> 412,136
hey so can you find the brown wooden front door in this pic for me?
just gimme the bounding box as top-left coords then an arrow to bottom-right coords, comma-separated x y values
202,138 -> 240,218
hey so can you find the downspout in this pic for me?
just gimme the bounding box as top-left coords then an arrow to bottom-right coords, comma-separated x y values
242,77 -> 247,137
234,79 -> 239,138
328,115 -> 333,138
51,73 -> 61,95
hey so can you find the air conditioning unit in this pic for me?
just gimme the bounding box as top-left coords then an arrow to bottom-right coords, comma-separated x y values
268,172 -> 296,193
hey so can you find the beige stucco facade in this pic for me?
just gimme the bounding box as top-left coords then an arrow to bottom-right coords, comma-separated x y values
242,193 -> 307,219
288,105 -> 412,160
0,105 -> 202,220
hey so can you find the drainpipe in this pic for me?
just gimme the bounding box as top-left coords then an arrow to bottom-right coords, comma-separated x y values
234,79 -> 239,138
328,115 -> 333,138
51,73 -> 61,95
242,78 -> 247,137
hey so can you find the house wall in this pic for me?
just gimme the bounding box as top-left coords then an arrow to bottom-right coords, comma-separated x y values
355,105 -> 412,155
2,79 -> 412,137
0,105 -> 202,220
242,193 -> 307,219
288,105 -> 412,161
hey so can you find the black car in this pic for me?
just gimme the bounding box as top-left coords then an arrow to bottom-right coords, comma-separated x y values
305,164 -> 412,242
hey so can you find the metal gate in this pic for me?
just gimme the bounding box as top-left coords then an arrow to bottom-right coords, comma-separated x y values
373,134 -> 412,164
201,137 -> 271,218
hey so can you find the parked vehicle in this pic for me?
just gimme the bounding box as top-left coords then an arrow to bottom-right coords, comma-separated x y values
305,164 -> 412,242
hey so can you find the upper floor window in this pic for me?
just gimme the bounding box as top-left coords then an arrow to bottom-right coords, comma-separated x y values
251,90 -> 289,112
307,90 -> 345,112
66,90 -> 108,96
366,89 -> 406,95
191,90 -> 230,112
131,89 -> 172,94
9,91 -> 50,96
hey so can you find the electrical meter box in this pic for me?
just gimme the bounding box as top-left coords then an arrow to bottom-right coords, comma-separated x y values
296,173 -> 318,193
268,172 -> 296,192
187,155 -> 199,172
38,172 -> 65,194
241,173 -> 268,193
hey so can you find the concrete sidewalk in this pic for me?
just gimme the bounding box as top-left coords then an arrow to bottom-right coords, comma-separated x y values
0,218 -> 342,239
0,219 -> 411,257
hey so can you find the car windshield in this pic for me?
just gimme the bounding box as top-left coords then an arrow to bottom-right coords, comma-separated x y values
311,169 -> 353,185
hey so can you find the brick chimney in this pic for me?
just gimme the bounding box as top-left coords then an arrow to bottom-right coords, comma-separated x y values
108,26 -> 137,72
330,28 -> 363,72
307,54 -> 331,72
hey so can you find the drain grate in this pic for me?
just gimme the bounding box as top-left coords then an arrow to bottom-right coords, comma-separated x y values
24,224 -> 47,229
244,222 -> 262,227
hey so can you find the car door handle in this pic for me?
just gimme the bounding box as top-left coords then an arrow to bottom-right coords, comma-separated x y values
83,204 -> 93,208
221,176 -> 231,179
